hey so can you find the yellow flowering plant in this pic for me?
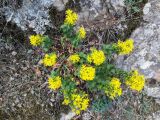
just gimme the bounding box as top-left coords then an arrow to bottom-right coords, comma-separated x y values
68,54 -> 80,64
48,76 -> 62,90
104,78 -> 122,99
29,9 -> 145,115
29,34 -> 43,46
43,53 -> 57,67
125,70 -> 145,91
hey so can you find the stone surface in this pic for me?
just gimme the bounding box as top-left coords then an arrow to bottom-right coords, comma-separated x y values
147,111 -> 160,120
78,0 -> 124,21
145,87 -> 160,98
60,112 -> 76,120
116,2 -> 160,116
3,0 -> 68,34
116,0 -> 160,80
2,0 -> 125,34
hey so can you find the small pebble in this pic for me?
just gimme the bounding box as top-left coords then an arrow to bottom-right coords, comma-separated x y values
12,51 -> 17,56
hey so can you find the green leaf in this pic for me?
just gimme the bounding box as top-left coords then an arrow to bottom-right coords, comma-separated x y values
41,36 -> 52,52
132,6 -> 140,13
50,70 -> 57,78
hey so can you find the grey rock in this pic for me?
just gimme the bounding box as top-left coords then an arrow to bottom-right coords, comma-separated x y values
11,51 -> 17,56
143,3 -> 151,15
116,0 -> 160,79
78,0 -> 125,21
147,111 -> 160,120
2,0 -> 125,34
60,112 -> 76,120
82,112 -> 92,120
3,0 -> 68,34
110,0 -> 125,14
116,1 -> 160,114
79,0 -> 103,20
4,0 -> 52,34
145,87 -> 160,98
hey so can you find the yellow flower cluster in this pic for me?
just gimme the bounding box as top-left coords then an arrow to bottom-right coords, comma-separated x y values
71,93 -> 89,114
29,34 -> 43,46
126,70 -> 145,91
80,65 -> 95,81
62,98 -> 70,105
48,76 -> 62,90
43,53 -> 57,67
68,54 -> 80,64
64,9 -> 78,25
87,49 -> 106,66
117,39 -> 134,55
78,26 -> 86,39
105,78 -> 122,99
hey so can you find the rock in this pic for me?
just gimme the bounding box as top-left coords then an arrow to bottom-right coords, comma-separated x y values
78,0 -> 125,31
53,0 -> 68,11
110,0 -> 125,14
78,0 -> 124,21
2,0 -> 125,34
4,0 -> 53,34
116,0 -> 160,110
145,87 -> 160,98
143,3 -> 151,15
147,111 -> 160,120
116,0 -> 160,79
78,0 -> 103,20
3,0 -> 68,34
154,69 -> 160,82
60,111 -> 76,120
82,112 -> 92,120
11,51 -> 17,56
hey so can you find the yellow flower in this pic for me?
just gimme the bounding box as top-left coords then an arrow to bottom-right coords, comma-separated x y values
117,39 -> 134,55
87,49 -> 106,66
105,78 -> 122,99
29,34 -> 43,46
71,93 -> 89,114
126,70 -> 145,91
78,26 -> 86,39
62,98 -> 70,105
43,53 -> 57,67
68,54 -> 80,64
79,65 -> 95,81
64,9 -> 78,25
48,76 -> 62,90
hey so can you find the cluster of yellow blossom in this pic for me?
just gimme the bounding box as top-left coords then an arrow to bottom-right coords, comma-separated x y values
78,26 -> 86,39
64,9 -> 78,25
80,65 -> 95,81
105,78 -> 122,99
71,93 -> 89,114
30,9 -> 145,115
117,39 -> 134,55
43,53 -> 57,67
29,34 -> 43,46
87,49 -> 106,66
126,70 -> 145,91
62,97 -> 70,105
68,54 -> 80,64
48,76 -> 62,90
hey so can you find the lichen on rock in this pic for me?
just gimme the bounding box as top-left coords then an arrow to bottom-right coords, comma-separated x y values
3,0 -> 68,34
